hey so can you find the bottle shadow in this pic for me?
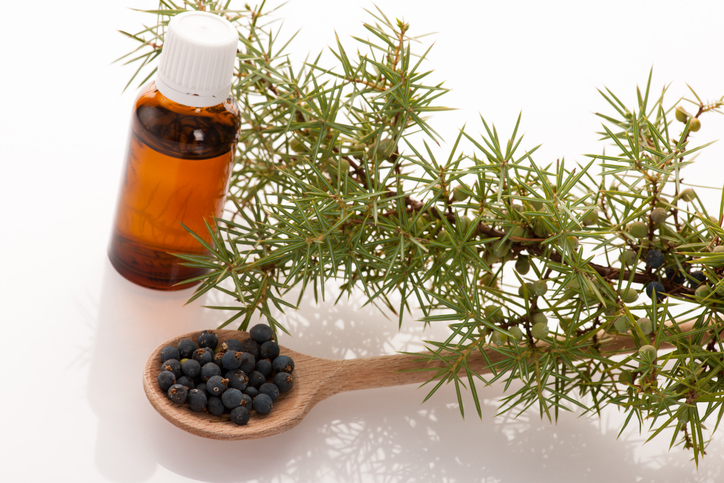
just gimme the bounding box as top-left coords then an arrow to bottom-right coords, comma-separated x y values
89,264 -> 724,482
88,258 -> 218,482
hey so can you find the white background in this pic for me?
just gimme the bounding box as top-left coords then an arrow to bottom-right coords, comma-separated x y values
2,1 -> 724,481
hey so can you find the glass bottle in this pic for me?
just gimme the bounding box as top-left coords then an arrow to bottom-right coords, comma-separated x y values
109,11 -> 241,290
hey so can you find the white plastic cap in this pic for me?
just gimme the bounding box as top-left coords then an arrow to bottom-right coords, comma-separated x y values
156,11 -> 238,108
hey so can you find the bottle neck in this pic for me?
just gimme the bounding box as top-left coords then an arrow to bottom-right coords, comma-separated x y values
155,76 -> 232,108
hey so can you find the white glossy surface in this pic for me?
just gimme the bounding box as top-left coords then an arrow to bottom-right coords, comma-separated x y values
1,1 -> 723,481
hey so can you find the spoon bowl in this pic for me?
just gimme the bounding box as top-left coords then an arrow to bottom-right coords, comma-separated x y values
145,330 -> 317,440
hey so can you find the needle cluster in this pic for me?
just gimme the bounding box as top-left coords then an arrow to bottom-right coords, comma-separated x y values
119,1 -> 724,463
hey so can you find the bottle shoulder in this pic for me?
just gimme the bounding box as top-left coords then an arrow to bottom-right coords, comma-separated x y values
131,82 -> 240,159
134,82 -> 240,118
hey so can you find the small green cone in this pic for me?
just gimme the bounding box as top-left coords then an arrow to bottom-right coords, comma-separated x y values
582,209 -> 599,226
680,188 -> 696,202
639,344 -> 657,361
650,207 -> 667,225
533,280 -> 548,296
515,255 -> 530,275
675,106 -> 689,123
636,317 -> 653,335
452,185 -> 469,202
627,221 -> 648,239
613,316 -> 630,333
509,326 -> 524,340
531,322 -> 549,339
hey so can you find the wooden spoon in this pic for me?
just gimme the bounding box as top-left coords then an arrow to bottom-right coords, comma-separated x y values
143,329 -> 503,440
143,322 -> 697,440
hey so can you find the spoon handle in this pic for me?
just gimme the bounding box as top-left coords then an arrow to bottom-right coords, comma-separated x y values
325,319 -> 700,397
330,348 -> 502,394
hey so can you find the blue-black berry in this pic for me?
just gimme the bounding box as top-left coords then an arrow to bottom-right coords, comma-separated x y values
239,352 -> 256,374
206,375 -> 228,396
157,371 -> 176,391
187,389 -> 207,412
177,375 -> 195,390
222,351 -> 243,371
241,339 -> 260,359
226,369 -> 249,391
248,370 -> 266,389
160,359 -> 182,379
196,382 -> 208,397
260,341 -> 280,360
222,388 -> 243,409
168,384 -> 188,404
177,339 -> 198,359
197,330 -> 218,350
273,372 -> 293,393
207,396 -> 225,416
160,346 -> 180,362
645,281 -> 667,302
272,355 -> 295,374
240,394 -> 253,410
201,362 -> 221,381
255,359 -> 272,378
244,386 -> 259,398
665,267 -> 686,285
252,393 -> 273,414
259,382 -> 280,402
221,338 -> 243,353
250,324 -> 273,344
192,347 -> 213,366
230,406 -> 250,425
689,270 -> 706,288
181,359 -> 201,378
645,249 -> 665,269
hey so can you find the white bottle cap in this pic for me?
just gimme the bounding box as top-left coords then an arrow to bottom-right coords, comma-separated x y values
156,11 -> 238,108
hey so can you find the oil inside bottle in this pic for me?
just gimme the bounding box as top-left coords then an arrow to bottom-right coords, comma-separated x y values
109,83 -> 240,290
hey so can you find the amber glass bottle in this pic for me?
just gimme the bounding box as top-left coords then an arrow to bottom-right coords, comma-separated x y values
109,12 -> 241,290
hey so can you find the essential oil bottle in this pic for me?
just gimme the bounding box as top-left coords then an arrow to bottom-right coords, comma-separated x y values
109,11 -> 241,290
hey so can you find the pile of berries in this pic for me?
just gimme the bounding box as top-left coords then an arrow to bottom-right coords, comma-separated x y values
157,324 -> 295,426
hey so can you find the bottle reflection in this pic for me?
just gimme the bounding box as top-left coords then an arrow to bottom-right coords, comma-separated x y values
88,257 -> 214,481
